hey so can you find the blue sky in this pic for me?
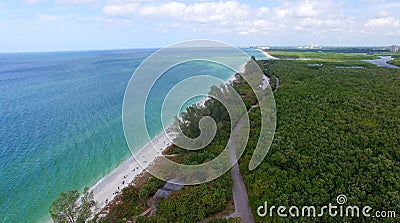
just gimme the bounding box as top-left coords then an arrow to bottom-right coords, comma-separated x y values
1,0 -> 399,52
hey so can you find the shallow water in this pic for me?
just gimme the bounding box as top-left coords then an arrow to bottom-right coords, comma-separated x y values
0,48 -> 267,222
364,56 -> 400,68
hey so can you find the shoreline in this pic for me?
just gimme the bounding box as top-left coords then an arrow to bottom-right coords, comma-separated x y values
363,56 -> 400,69
89,62 -> 246,214
91,131 -> 171,210
255,49 -> 278,60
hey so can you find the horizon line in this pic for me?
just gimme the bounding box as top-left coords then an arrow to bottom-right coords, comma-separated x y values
0,45 -> 398,54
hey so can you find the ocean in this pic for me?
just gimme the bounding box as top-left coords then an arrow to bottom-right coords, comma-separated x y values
0,48 -> 267,222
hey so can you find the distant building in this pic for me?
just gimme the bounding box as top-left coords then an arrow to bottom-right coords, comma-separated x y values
297,44 -> 321,50
389,45 -> 399,52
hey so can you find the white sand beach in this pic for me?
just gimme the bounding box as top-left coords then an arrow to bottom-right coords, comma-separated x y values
256,49 -> 278,60
91,131 -> 172,209
90,63 -> 246,212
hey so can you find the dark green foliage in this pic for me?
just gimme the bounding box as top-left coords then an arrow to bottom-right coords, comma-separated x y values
268,51 -> 378,61
387,58 -> 400,67
96,52 -> 400,223
98,79 -> 247,222
136,216 -> 146,223
239,58 -> 400,222
208,218 -> 228,223
49,187 -> 95,223
232,74 -> 258,109
156,174 -> 232,223
49,190 -> 80,223
140,78 -> 259,222
138,178 -> 163,202
98,186 -> 140,222
97,177 -> 164,222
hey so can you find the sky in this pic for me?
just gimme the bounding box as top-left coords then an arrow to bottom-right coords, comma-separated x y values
0,0 -> 399,52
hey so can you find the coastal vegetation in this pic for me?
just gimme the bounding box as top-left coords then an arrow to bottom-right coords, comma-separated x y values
387,56 -> 400,67
90,58 -> 269,222
49,188 -> 96,223
51,50 -> 400,222
367,51 -> 400,67
388,59 -> 400,66
267,51 -> 378,61
91,77 -> 253,222
240,52 -> 400,222
266,47 -> 388,54
94,176 -> 164,222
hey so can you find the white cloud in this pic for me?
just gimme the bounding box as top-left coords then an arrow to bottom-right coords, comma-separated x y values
100,0 -> 399,42
103,1 -> 269,34
365,17 -> 400,28
103,3 -> 139,17
273,0 -> 339,19
253,19 -> 269,28
103,1 -> 252,23
267,0 -> 350,35
139,2 -> 186,18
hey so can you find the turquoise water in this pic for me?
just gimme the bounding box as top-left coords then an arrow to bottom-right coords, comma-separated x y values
0,48 -> 266,222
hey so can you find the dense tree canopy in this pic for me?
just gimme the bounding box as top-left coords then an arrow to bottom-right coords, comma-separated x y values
239,55 -> 400,222
61,51 -> 400,223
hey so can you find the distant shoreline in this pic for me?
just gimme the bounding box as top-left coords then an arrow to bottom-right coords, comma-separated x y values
255,49 -> 278,60
363,56 -> 400,69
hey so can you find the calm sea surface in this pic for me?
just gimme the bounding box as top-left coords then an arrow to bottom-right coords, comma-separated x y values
0,48 -> 266,222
